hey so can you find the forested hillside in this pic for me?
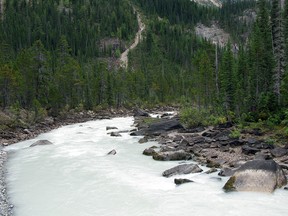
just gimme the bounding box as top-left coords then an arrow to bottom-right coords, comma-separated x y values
1,0 -> 288,132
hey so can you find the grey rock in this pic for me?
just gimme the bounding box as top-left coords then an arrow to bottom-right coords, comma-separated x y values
242,145 -> 260,155
143,147 -> 157,156
174,178 -> 194,185
23,129 -> 32,134
205,168 -> 218,174
110,132 -> 122,137
218,167 -> 236,177
130,118 -> 183,136
153,150 -> 192,161
223,159 -> 287,193
134,108 -> 149,117
162,164 -> 203,177
30,140 -> 53,147
107,149 -> 117,155
139,137 -> 149,144
218,136 -> 230,142
106,126 -> 118,131
271,147 -> 288,158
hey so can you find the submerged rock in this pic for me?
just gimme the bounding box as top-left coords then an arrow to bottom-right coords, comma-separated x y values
162,164 -> 203,177
110,132 -> 122,137
138,136 -> 149,144
106,126 -> 118,131
107,149 -> 117,155
205,168 -> 218,174
174,178 -> 194,185
30,140 -> 53,147
223,159 -> 287,193
153,150 -> 192,161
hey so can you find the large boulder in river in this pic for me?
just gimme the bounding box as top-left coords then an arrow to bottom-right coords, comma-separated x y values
153,150 -> 192,161
143,147 -> 157,156
131,117 -> 183,136
162,164 -> 203,177
223,159 -> 287,193
30,140 -> 53,147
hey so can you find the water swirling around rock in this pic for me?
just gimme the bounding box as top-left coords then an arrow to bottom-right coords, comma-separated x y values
4,117 -> 288,216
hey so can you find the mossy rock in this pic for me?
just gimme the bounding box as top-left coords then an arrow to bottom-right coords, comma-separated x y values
223,176 -> 236,192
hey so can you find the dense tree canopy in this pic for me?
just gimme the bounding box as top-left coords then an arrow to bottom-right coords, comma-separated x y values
0,0 -> 288,125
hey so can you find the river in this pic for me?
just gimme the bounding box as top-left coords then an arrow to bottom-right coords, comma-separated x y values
4,117 -> 288,216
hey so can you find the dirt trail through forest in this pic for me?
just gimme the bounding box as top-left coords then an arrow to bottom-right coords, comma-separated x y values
120,8 -> 145,68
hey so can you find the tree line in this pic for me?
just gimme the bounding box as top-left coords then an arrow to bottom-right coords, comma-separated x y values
0,0 -> 287,124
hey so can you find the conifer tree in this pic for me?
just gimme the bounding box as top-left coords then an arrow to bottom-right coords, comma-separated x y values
271,0 -> 285,105
220,42 -> 235,112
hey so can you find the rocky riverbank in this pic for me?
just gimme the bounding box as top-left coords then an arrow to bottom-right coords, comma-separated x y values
0,150 -> 12,216
132,111 -> 288,191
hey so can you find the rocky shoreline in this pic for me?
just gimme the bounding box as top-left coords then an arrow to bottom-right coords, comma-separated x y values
132,110 -> 288,191
0,150 -> 13,216
1,107 -> 288,215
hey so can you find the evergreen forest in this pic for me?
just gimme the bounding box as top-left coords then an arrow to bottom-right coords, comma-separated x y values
1,0 -> 288,132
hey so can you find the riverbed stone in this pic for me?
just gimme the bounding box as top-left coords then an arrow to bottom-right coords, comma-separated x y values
174,178 -> 194,185
242,145 -> 260,155
218,167 -> 236,177
106,126 -> 118,131
133,108 -> 149,117
205,168 -> 218,174
107,149 -> 117,155
143,147 -> 157,156
162,164 -> 203,177
110,132 -> 122,137
271,147 -> 288,158
153,150 -> 192,161
30,140 -> 53,147
223,159 -> 287,193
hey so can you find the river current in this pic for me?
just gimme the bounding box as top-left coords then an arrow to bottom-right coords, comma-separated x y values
4,117 -> 288,216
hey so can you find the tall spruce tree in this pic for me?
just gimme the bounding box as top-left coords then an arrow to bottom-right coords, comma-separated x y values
284,0 -> 288,67
271,0 -> 285,105
220,41 -> 235,113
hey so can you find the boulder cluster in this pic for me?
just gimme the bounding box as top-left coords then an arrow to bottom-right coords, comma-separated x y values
133,109 -> 288,192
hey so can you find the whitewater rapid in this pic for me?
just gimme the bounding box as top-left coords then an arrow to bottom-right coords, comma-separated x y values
4,117 -> 288,216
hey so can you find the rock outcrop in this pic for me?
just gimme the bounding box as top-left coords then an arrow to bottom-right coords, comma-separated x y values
223,159 -> 287,193
131,117 -> 183,136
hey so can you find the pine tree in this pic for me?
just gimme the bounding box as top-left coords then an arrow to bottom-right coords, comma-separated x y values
271,0 -> 285,105
284,0 -> 288,67
220,41 -> 235,113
